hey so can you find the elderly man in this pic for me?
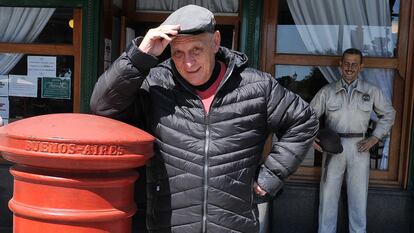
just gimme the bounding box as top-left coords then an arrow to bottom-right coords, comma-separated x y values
91,5 -> 318,233
311,48 -> 395,233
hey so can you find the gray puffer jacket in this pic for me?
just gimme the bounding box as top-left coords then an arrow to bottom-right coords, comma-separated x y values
90,40 -> 319,233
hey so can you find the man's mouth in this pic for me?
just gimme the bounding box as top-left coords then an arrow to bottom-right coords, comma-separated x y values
187,67 -> 200,73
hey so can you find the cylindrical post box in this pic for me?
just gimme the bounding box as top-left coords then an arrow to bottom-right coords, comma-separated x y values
0,114 -> 154,233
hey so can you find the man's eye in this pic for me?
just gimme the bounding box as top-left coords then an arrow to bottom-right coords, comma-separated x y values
173,51 -> 183,59
192,48 -> 202,55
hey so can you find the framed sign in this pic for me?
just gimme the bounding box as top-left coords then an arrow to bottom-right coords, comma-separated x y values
41,77 -> 71,100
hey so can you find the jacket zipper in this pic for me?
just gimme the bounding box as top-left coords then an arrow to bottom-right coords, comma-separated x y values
200,63 -> 234,233
202,113 -> 210,233
170,59 -> 235,232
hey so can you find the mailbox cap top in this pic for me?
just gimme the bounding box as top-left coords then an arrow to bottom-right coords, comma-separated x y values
1,113 -> 154,144
0,114 -> 155,170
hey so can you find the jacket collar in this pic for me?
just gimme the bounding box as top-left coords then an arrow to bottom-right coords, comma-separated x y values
334,78 -> 367,94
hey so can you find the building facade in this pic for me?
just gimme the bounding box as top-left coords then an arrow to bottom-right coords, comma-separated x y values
0,0 -> 413,232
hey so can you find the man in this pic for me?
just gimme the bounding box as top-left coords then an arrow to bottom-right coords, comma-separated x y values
311,48 -> 395,233
90,5 -> 318,233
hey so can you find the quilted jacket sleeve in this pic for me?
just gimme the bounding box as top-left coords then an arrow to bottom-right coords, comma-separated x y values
257,76 -> 319,197
90,38 -> 158,121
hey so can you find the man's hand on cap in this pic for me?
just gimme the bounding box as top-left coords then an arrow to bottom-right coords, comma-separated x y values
139,25 -> 180,57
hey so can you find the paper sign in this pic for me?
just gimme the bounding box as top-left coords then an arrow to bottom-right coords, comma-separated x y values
0,75 -> 8,96
9,75 -> 38,97
41,77 -> 71,99
0,97 -> 9,119
28,56 -> 56,77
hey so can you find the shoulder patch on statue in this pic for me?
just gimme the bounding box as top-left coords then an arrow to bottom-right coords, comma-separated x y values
362,94 -> 370,101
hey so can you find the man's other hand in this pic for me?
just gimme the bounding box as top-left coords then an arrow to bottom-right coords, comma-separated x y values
253,182 -> 267,196
357,136 -> 379,152
313,138 -> 323,152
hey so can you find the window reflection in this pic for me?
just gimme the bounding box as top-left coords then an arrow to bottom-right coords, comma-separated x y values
275,65 -> 328,103
0,54 -> 74,124
276,0 -> 399,57
35,8 -> 74,44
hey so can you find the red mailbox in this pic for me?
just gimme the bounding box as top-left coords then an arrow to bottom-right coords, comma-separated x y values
0,113 -> 154,233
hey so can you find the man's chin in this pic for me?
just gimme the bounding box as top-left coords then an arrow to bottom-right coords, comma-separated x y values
184,75 -> 206,86
343,76 -> 357,82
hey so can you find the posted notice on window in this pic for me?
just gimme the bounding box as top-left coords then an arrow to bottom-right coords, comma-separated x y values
28,56 -> 56,78
0,97 -> 9,119
41,77 -> 71,99
0,75 -> 8,96
9,75 -> 38,97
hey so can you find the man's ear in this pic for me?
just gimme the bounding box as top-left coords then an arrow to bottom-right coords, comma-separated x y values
339,60 -> 342,67
360,63 -> 364,69
213,31 -> 221,53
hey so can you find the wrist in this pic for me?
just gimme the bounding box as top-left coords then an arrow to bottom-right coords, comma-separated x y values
370,136 -> 379,143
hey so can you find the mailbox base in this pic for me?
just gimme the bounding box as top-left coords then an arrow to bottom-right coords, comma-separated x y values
9,165 -> 139,233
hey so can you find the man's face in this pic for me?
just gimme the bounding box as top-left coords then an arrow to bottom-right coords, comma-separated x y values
170,31 -> 220,86
340,53 -> 363,84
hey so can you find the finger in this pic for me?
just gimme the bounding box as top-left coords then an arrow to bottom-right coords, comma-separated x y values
313,142 -> 323,152
253,183 -> 267,196
158,33 -> 174,43
358,143 -> 369,152
356,139 -> 365,147
315,145 -> 323,152
156,25 -> 180,37
254,186 -> 267,196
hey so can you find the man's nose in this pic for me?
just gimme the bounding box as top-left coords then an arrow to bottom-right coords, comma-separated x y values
184,54 -> 195,67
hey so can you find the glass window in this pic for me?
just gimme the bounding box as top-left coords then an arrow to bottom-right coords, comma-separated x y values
275,65 -> 329,103
0,53 -> 74,124
113,0 -> 122,9
276,0 -> 400,57
35,8 -> 74,44
0,7 -> 73,44
136,0 -> 239,14
275,65 -> 394,170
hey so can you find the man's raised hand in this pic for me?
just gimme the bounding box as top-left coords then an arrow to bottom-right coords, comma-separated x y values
138,25 -> 180,57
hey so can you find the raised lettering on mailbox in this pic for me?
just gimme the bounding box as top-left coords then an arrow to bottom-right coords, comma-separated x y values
25,140 -> 125,155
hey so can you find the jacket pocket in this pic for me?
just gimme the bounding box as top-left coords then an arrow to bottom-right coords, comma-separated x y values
327,103 -> 341,112
357,101 -> 372,112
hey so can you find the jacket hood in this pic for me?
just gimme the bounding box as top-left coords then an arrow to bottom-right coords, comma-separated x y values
216,46 -> 249,69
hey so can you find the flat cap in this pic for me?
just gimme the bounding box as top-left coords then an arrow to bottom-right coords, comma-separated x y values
317,128 -> 343,154
161,4 -> 215,35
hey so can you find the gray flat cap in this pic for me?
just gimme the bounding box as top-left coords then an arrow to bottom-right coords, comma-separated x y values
161,4 -> 215,34
317,128 -> 343,154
